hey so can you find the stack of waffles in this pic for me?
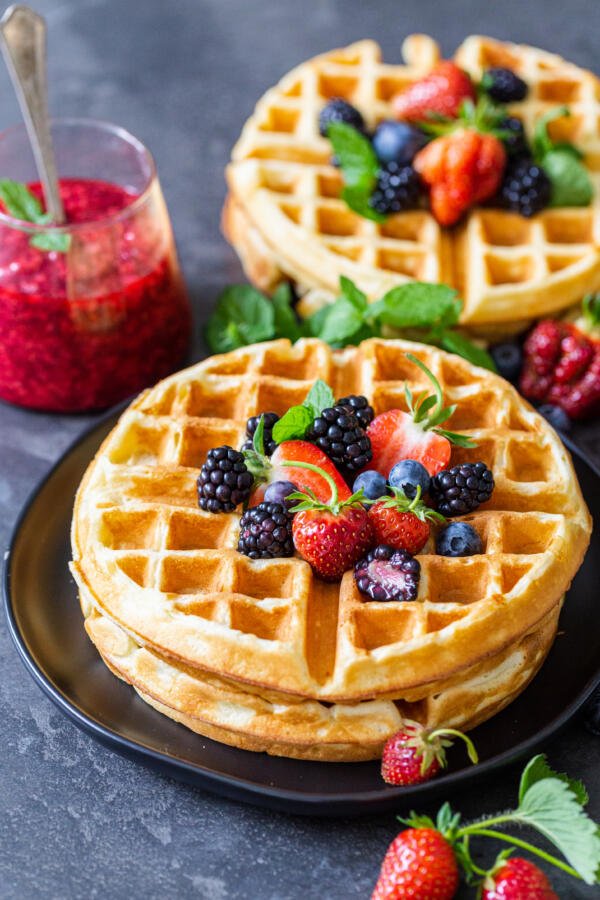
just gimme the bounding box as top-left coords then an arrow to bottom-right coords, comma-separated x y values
224,35 -> 600,335
71,339 -> 592,760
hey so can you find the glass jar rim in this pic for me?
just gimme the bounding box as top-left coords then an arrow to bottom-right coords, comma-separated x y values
0,117 -> 158,233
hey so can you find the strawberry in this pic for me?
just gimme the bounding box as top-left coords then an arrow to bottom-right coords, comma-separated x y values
366,353 -> 475,478
270,441 -> 351,503
520,296 -> 600,420
289,462 -> 374,580
381,720 -> 478,787
482,857 -> 558,899
392,60 -> 475,123
371,827 -> 459,900
414,127 -> 506,226
369,486 -> 444,554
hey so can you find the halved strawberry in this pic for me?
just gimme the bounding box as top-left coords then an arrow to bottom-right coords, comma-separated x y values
367,354 -> 475,478
271,440 -> 351,503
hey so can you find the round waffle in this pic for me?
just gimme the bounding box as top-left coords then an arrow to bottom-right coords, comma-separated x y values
71,338 -> 591,762
224,35 -> 600,330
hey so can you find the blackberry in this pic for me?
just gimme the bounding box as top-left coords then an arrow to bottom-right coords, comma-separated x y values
499,158 -> 552,217
336,394 -> 374,430
241,412 -> 279,456
197,446 -> 253,513
237,502 -> 293,559
497,115 -> 529,158
430,462 -> 495,517
482,67 -> 528,103
369,162 -> 421,215
307,404 -> 372,471
319,98 -> 365,137
354,544 -> 420,602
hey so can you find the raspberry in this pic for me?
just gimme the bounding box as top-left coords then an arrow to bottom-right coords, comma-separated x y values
307,404 -> 372,471
241,411 -> 279,455
197,446 -> 253,513
499,158 -> 552,217
369,163 -> 421,215
354,544 -> 420,602
335,393 -> 374,429
430,462 -> 494,517
482,67 -> 528,103
237,502 -> 293,559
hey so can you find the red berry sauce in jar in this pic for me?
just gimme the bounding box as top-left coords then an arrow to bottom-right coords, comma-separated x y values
0,178 -> 191,411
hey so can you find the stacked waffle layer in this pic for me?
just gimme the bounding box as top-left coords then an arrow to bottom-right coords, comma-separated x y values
71,339 -> 592,760
224,35 -> 600,332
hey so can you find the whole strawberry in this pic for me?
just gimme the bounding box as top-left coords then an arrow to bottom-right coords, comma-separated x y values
482,857 -> 558,899
372,827 -> 459,900
392,60 -> 475,122
381,719 -> 478,787
369,486 -> 444,554
288,461 -> 374,581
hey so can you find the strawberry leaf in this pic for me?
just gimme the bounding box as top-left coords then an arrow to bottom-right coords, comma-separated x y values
252,414 -> 266,456
434,428 -> 478,448
518,755 -> 588,807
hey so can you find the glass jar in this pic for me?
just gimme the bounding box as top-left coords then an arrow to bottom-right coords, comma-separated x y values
0,119 -> 192,411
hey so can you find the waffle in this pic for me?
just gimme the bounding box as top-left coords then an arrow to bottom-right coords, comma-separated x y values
224,36 -> 600,330
71,337 -> 591,763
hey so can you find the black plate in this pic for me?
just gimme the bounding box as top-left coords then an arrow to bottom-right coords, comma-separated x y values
3,412 -> 600,816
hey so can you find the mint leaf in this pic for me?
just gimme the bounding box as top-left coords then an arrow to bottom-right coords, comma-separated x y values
304,379 -> 334,417
518,755 -> 588,807
271,282 -> 303,342
339,275 -> 369,312
515,777 -> 600,884
544,149 -> 594,207
0,178 -> 45,221
272,404 -> 314,443
327,122 -> 378,192
532,106 -> 570,159
252,414 -> 266,456
30,232 -> 71,253
341,184 -> 386,222
205,285 -> 275,353
439,330 -> 497,372
373,283 -> 461,329
317,297 -> 368,345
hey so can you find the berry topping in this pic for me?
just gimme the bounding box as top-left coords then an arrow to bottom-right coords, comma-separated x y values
290,462 -> 374,581
482,857 -> 558,900
336,393 -> 374,429
241,411 -> 279,456
498,157 -> 552,217
372,120 -> 428,165
354,544 -> 420,602
490,340 -> 523,382
430,461 -> 495,517
318,98 -> 365,138
271,440 -> 351,503
263,479 -> 298,510
197,446 -> 253,513
497,115 -> 529,158
366,353 -> 476,478
392,60 -> 476,122
368,486 -> 443,555
237,502 -> 293,559
388,458 -> 431,499
352,469 -> 388,501
538,403 -> 572,433
381,720 -> 478,786
372,828 -> 460,900
436,522 -> 483,557
481,66 -> 528,103
369,162 -> 422,215
306,403 -> 372,471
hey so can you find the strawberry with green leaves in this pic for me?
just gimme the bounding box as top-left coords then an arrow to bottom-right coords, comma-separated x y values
369,485 -> 444,554
392,60 -> 476,123
366,353 -> 476,478
381,720 -> 478,787
372,827 -> 459,900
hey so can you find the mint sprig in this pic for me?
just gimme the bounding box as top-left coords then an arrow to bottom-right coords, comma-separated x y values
532,107 -> 593,208
271,378 -> 334,444
326,121 -> 385,222
204,277 -> 497,372
0,179 -> 70,253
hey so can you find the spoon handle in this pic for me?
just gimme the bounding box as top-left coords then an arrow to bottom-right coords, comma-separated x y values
0,5 -> 65,223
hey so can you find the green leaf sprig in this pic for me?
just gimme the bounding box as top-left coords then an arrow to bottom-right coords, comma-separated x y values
0,179 -> 70,253
532,107 -> 594,207
205,276 -> 497,372
326,121 -> 385,222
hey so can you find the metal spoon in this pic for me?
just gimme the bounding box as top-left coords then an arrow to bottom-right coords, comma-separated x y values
0,4 -> 65,223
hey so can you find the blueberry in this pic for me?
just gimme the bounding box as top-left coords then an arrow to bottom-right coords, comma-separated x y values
353,470 -> 388,501
436,522 -> 483,557
372,120 -> 428,165
264,480 -> 298,511
538,404 -> 572,433
388,459 -> 430,499
490,342 -> 523,382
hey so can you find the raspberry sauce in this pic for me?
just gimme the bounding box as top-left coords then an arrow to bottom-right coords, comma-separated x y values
0,178 -> 191,411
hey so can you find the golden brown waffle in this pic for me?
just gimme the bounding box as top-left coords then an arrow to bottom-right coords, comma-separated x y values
71,338 -> 591,740
225,36 -> 600,329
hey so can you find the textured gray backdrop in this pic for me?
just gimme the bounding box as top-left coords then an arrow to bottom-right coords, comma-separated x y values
1,1 -> 599,898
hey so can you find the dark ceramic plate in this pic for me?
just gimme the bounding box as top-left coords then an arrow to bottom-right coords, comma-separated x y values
3,412 -> 600,816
